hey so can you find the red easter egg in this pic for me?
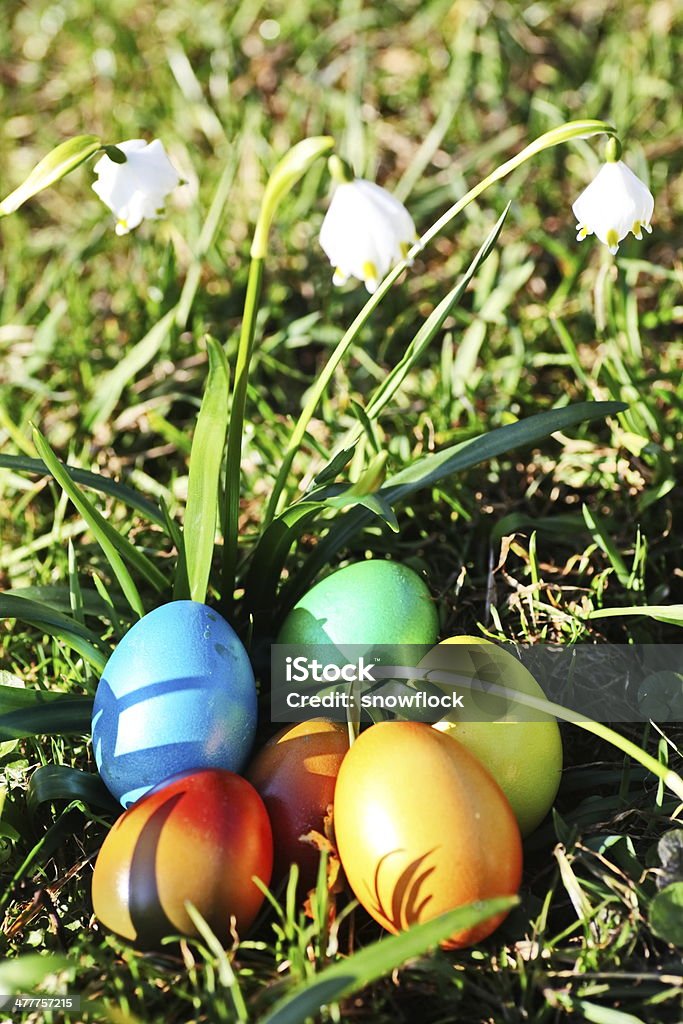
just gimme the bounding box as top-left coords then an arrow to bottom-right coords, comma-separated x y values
92,769 -> 272,948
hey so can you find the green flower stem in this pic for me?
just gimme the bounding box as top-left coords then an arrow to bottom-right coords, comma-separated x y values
221,255 -> 264,604
263,119 -> 618,524
406,667 -> 683,804
221,137 -> 334,606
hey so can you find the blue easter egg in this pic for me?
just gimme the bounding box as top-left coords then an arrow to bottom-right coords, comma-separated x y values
92,601 -> 257,807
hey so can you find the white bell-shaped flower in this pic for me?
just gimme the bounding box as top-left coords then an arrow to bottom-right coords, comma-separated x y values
92,139 -> 180,235
319,178 -> 417,293
572,160 -> 654,255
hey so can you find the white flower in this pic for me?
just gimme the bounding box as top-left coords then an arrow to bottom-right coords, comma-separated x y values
92,139 -> 180,235
319,179 -> 417,293
572,160 -> 654,255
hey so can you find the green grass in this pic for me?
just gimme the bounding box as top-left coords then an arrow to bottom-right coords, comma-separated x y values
1,0 -> 682,1021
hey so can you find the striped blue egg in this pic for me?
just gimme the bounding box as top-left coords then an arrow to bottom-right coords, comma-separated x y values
92,601 -> 257,808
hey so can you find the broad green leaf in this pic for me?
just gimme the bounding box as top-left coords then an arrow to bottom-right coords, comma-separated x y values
0,134 -> 101,216
0,953 -> 73,993
0,682 -> 93,741
566,1000 -> 645,1024
491,511 -> 584,544
184,337 -> 230,604
244,502 -> 321,615
260,896 -> 517,1024
0,453 -> 165,527
28,765 -> 117,813
32,428 -> 167,613
649,882 -> 683,946
0,672 -> 24,757
313,446 -> 357,486
0,594 -> 108,672
323,491 -> 399,532
284,401 -> 626,608
586,605 -> 683,627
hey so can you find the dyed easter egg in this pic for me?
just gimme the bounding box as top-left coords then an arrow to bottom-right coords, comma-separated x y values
277,560 -> 438,651
247,719 -> 349,889
424,637 -> 563,836
91,769 -> 272,948
334,722 -> 522,948
92,601 -> 257,807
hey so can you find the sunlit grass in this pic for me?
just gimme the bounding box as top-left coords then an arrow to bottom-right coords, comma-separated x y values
1,0 -> 682,1020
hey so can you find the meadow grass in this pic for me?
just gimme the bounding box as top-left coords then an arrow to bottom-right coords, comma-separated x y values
1,0 -> 682,1021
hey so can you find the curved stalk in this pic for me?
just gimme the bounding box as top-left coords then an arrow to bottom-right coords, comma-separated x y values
264,119 -> 618,524
386,665 -> 683,804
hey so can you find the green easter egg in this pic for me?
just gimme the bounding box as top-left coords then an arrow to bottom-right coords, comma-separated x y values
277,560 -> 438,651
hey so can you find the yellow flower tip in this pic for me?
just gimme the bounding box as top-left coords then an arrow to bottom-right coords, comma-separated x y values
362,260 -> 379,292
332,267 -> 348,286
631,220 -> 643,240
115,218 -> 129,235
606,228 -> 620,254
399,239 -> 417,266
576,225 -> 590,241
643,222 -> 653,234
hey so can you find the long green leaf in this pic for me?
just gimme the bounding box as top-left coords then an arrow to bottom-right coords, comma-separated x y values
3,584 -> 123,619
32,428 -> 167,613
0,453 -> 165,527
0,687 -> 94,742
184,337 -> 230,603
349,204 -> 509,445
0,594 -> 108,671
0,134 -> 101,216
248,207 -> 505,612
260,896 -> 517,1024
244,502 -> 321,615
585,605 -> 683,627
283,401 -> 626,608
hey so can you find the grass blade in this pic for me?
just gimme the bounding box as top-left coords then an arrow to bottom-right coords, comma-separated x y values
32,428 -> 167,614
353,205 -> 509,441
582,504 -> 633,589
83,307 -> 177,428
260,897 -> 517,1024
184,337 -> 230,604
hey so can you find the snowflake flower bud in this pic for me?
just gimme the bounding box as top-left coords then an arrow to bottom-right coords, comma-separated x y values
92,139 -> 180,235
319,178 -> 417,293
572,159 -> 654,255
